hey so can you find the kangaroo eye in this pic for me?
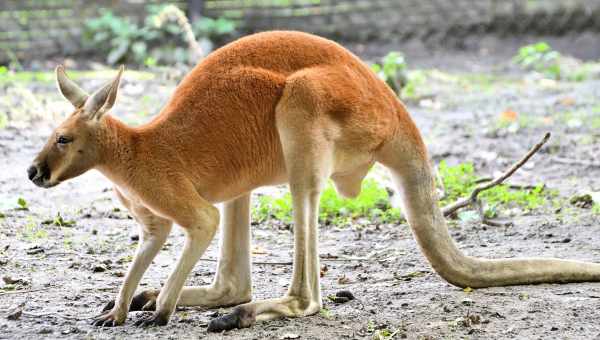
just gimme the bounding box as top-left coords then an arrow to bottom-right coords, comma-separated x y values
57,136 -> 72,144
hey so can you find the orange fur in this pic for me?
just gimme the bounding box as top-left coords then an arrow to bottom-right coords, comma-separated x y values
29,31 -> 600,330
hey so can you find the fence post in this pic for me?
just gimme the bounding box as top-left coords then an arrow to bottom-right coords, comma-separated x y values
188,0 -> 204,21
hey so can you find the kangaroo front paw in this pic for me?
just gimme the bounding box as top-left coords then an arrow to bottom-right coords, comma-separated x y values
91,309 -> 126,327
101,289 -> 159,313
134,311 -> 170,327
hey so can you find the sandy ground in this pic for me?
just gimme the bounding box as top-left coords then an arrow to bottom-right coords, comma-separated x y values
2,34 -> 600,339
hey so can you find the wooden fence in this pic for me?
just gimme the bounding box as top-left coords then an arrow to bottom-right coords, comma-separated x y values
1,0 -> 599,64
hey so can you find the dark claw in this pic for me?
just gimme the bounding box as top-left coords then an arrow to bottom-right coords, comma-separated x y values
91,315 -> 118,327
100,290 -> 158,314
134,312 -> 169,327
207,307 -> 255,332
102,300 -> 115,313
102,319 -> 116,327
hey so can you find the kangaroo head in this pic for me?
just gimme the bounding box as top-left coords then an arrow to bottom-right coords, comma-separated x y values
28,66 -> 124,188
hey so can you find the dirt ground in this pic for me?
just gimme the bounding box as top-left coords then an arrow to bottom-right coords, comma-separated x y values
2,34 -> 600,339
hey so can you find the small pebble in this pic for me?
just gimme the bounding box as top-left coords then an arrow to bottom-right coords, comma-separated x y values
38,327 -> 53,334
92,265 -> 106,273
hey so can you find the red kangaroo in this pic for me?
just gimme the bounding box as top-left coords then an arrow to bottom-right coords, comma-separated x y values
28,31 -> 600,331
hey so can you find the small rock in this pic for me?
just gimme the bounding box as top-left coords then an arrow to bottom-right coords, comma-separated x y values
2,276 -> 29,286
91,265 -> 107,273
26,246 -> 44,255
6,304 -> 24,320
336,290 -> 355,300
468,314 -> 481,325
570,194 -> 593,209
280,333 -> 300,339
550,326 -> 559,331
461,298 -> 474,306
38,327 -> 53,334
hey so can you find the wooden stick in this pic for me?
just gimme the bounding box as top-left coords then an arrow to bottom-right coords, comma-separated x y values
482,218 -> 514,227
442,132 -> 551,217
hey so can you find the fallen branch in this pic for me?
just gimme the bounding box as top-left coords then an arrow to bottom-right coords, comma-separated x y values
552,156 -> 600,168
482,218 -> 514,227
442,132 -> 551,217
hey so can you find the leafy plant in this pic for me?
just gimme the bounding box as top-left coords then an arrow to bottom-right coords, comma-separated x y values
19,219 -> 48,241
16,197 -> 28,210
513,42 -> 561,79
82,5 -> 236,66
192,17 -> 236,42
371,51 -> 408,96
253,178 -> 400,225
438,160 -> 549,217
252,160 -> 549,226
319,307 -> 333,319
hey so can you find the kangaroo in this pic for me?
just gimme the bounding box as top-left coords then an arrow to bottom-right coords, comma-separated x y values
28,31 -> 600,331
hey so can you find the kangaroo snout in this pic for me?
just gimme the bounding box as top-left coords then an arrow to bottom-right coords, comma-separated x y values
27,165 -> 37,181
27,163 -> 51,188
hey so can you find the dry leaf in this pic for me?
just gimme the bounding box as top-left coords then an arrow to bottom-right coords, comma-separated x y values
251,245 -> 268,255
337,274 -> 352,284
558,97 -> 576,106
500,109 -> 518,122
320,264 -> 328,277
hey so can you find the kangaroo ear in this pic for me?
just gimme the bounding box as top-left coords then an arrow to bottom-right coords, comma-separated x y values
56,65 -> 89,108
82,65 -> 124,120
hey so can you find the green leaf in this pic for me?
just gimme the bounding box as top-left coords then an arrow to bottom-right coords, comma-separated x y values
17,197 -> 28,209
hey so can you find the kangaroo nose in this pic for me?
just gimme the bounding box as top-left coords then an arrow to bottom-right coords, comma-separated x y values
27,165 -> 38,181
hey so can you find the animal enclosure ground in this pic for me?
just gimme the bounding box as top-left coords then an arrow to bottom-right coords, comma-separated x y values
2,35 -> 600,339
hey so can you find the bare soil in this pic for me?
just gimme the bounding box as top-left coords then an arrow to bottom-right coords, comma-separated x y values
2,35 -> 600,339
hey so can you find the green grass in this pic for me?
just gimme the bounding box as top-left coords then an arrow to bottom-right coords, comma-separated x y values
252,162 -> 551,225
253,178 -> 400,225
438,160 -> 549,218
19,218 -> 48,242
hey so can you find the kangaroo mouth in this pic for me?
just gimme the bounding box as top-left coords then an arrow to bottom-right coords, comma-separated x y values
31,164 -> 58,188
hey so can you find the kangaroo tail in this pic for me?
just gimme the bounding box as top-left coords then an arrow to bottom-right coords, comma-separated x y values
376,125 -> 600,288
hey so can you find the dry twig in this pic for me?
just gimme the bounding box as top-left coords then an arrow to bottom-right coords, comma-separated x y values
482,218 -> 514,227
442,132 -> 551,217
